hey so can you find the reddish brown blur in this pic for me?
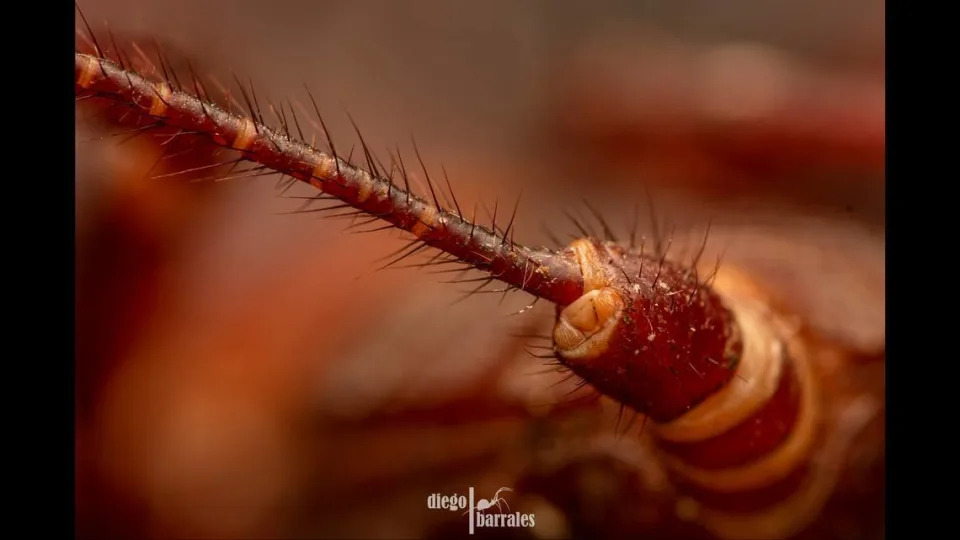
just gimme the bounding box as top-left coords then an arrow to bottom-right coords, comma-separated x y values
76,1 -> 883,539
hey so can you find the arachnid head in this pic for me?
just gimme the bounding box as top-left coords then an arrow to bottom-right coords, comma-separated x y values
552,238 -> 742,423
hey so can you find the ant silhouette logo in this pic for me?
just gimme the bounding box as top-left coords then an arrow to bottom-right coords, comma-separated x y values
428,486 -> 536,534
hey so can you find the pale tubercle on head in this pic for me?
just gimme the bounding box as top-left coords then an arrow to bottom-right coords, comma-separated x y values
552,239 -> 626,360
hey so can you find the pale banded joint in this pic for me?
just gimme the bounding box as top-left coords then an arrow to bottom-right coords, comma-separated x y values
148,82 -> 173,117
655,294 -> 818,492
553,288 -> 625,360
232,117 -> 258,151
654,297 -> 788,443
76,54 -> 101,89
411,205 -> 440,238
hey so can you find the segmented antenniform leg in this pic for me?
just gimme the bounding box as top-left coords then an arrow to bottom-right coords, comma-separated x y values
74,51 -> 585,306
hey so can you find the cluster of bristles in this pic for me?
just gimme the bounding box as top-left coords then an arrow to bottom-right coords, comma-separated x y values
75,5 -> 595,303
76,4 -> 734,427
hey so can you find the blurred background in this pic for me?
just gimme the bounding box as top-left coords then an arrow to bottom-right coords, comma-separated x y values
75,1 -> 884,538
